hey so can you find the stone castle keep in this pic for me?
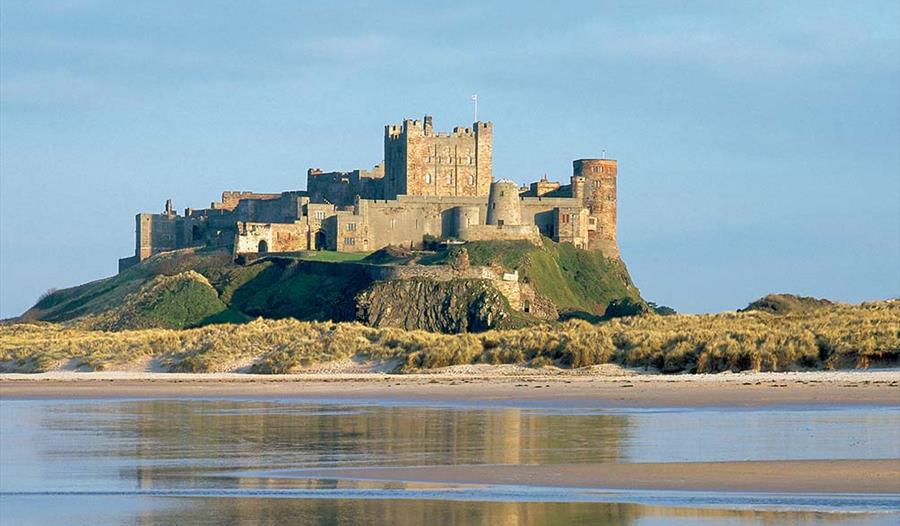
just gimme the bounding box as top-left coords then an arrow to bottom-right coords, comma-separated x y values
118,115 -> 619,271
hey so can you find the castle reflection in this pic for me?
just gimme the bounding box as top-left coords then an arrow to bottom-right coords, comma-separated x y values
38,400 -> 630,488
9,400 -> 887,526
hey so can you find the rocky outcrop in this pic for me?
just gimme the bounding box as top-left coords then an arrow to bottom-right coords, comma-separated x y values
355,279 -> 512,333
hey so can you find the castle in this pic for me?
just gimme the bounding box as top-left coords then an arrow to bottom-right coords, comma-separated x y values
118,115 -> 619,271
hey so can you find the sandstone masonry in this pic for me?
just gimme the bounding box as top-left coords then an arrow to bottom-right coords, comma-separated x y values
119,114 -> 620,272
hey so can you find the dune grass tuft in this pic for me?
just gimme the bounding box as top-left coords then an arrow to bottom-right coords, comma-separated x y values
2,300 -> 896,374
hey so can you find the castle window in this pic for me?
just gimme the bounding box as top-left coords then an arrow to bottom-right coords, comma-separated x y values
343,237 -> 355,246
561,213 -> 570,224
446,174 -> 453,184
390,218 -> 396,229
346,222 -> 356,231
425,173 -> 432,184
315,211 -> 325,220
468,175 -> 475,186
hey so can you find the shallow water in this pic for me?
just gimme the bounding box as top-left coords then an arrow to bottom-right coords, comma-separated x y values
1,398 -> 898,525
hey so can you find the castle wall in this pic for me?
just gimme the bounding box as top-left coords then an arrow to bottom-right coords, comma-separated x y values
135,213 -> 181,260
358,195 -> 488,249
234,221 -> 310,254
330,211 -> 367,252
212,191 -> 281,211
522,177 -> 561,197
307,165 -> 384,206
460,224 -> 542,245
230,192 -> 304,223
554,207 -> 589,249
518,195 -> 581,239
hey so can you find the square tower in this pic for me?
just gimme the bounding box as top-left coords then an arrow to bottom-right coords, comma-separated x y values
383,115 -> 492,199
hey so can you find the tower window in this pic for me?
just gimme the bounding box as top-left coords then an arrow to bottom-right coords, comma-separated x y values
468,175 -> 475,186
425,173 -> 432,184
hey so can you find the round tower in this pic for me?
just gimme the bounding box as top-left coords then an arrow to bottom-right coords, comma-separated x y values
452,205 -> 480,238
573,159 -> 618,257
486,179 -> 522,226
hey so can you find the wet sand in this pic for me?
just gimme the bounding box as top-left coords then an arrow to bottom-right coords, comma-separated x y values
284,459 -> 900,494
1,370 -> 898,407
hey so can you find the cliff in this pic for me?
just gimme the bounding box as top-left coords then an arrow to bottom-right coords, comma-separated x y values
356,279 -> 517,333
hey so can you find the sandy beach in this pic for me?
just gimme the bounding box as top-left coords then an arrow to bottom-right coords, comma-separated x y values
1,368 -> 898,407
284,459 -> 900,494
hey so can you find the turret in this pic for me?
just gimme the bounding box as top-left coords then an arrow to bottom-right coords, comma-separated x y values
486,179 -> 522,226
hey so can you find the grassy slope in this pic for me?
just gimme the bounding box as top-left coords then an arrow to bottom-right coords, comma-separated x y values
18,239 -> 641,329
22,248 -> 235,324
435,239 -> 642,315
83,272 -> 245,330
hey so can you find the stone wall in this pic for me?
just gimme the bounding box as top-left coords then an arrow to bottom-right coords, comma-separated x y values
330,210 -> 367,252
358,194 -> 488,249
460,224 -> 542,245
135,213 -> 181,260
307,165 -> 384,206
234,221 -> 310,254
230,192 -> 305,223
554,207 -> 589,249
212,191 -> 281,211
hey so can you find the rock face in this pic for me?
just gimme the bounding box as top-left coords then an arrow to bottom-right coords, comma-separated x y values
355,279 -> 511,333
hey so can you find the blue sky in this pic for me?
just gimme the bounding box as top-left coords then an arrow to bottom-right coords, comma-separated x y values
1,1 -> 898,317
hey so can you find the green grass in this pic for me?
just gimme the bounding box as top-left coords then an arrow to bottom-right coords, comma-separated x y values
82,272 -> 246,330
18,239 -> 643,332
428,239 -> 642,316
294,251 -> 371,262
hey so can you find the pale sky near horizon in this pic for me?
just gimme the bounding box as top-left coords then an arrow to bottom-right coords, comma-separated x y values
1,1 -> 898,317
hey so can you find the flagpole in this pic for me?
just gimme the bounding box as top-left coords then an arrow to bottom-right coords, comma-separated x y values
471,94 -> 478,122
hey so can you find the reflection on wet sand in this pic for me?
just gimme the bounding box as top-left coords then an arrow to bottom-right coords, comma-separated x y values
1,399 -> 897,526
138,498 -> 887,526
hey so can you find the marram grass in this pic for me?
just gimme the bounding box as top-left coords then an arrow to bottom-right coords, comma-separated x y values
1,300 -> 897,374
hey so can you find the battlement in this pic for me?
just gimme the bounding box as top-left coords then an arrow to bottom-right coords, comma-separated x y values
384,116 -> 488,140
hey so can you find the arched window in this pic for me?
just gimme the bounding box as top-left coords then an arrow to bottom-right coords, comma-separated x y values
425,173 -> 432,184
258,240 -> 268,253
468,175 -> 475,186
